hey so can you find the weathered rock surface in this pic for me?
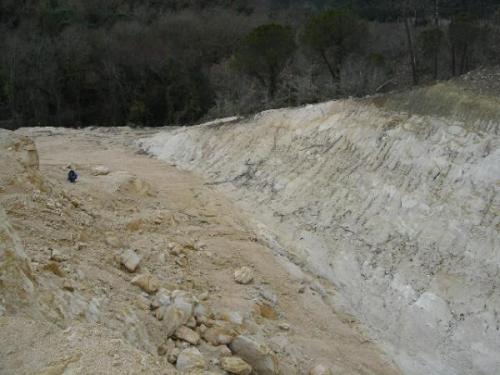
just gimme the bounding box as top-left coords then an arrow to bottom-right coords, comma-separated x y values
309,364 -> 332,375
91,165 -> 111,176
175,326 -> 200,345
233,267 -> 253,285
229,335 -> 279,375
221,356 -> 252,375
202,325 -> 237,346
141,91 -> 500,375
120,250 -> 141,272
0,207 -> 36,312
176,347 -> 206,372
131,274 -> 159,294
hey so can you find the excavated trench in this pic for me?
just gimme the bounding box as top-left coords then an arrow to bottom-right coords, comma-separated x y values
140,87 -> 500,375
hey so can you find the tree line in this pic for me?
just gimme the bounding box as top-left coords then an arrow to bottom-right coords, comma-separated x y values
0,0 -> 499,128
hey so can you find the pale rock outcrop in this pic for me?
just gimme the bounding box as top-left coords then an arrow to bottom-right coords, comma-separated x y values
0,207 -> 36,312
141,96 -> 500,375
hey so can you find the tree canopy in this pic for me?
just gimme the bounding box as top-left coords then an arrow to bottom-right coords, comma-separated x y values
232,23 -> 296,98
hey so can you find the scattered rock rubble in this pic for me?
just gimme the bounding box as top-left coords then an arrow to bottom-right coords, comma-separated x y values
0,127 -> 402,375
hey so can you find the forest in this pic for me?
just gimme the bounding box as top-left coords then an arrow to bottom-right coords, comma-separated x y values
1,0 -> 499,128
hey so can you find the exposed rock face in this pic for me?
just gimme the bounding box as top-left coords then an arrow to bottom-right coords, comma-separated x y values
141,96 -> 500,375
0,131 -> 39,313
0,129 -> 42,192
0,207 -> 36,313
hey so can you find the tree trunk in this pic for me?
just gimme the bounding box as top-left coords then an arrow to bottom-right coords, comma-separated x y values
404,17 -> 419,85
460,44 -> 468,74
433,0 -> 439,80
451,44 -> 456,76
434,0 -> 439,26
320,49 -> 337,82
267,66 -> 277,100
433,50 -> 438,80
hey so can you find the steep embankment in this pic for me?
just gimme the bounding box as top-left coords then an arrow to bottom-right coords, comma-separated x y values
141,80 -> 500,375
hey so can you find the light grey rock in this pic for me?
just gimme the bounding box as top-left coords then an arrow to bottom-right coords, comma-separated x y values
131,274 -> 159,294
142,98 -> 500,375
175,326 -> 200,345
176,347 -> 206,372
229,335 -> 279,375
120,249 -> 140,272
234,267 -> 253,284
220,356 -> 252,375
309,364 -> 332,375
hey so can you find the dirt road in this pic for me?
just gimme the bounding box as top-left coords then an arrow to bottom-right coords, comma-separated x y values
2,128 -> 401,375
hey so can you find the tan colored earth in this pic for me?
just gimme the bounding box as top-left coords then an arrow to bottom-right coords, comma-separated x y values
0,127 -> 401,375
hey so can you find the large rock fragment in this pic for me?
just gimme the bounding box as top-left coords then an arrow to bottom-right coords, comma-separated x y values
174,326 -> 200,345
202,325 -> 237,346
91,165 -> 110,176
309,364 -> 332,375
120,250 -> 141,272
154,290 -> 197,336
131,274 -> 159,294
234,267 -> 253,285
229,335 -> 279,375
221,357 -> 252,375
176,347 -> 206,372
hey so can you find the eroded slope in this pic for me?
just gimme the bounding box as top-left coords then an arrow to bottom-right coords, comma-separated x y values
141,87 -> 500,375
1,128 -> 400,375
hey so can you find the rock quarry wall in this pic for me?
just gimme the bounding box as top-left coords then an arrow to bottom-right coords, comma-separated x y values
140,97 -> 500,375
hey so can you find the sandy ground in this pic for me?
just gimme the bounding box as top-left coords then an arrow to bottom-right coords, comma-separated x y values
1,127 -> 401,375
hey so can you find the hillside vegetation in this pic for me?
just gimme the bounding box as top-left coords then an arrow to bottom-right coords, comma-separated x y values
1,0 -> 499,128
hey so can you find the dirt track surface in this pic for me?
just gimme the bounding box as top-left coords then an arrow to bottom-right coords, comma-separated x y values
0,128 -> 401,375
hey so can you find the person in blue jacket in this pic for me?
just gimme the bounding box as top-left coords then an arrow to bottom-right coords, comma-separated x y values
68,169 -> 78,183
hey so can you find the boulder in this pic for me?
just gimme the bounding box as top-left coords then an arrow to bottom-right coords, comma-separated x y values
131,274 -> 159,294
234,267 -> 254,284
151,289 -> 171,309
202,326 -> 237,346
156,305 -> 192,336
155,292 -> 196,336
220,357 -> 252,375
120,250 -> 141,272
176,347 -> 206,372
49,248 -> 67,262
91,165 -> 110,176
175,326 -> 200,345
309,364 -> 332,375
229,335 -> 279,375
